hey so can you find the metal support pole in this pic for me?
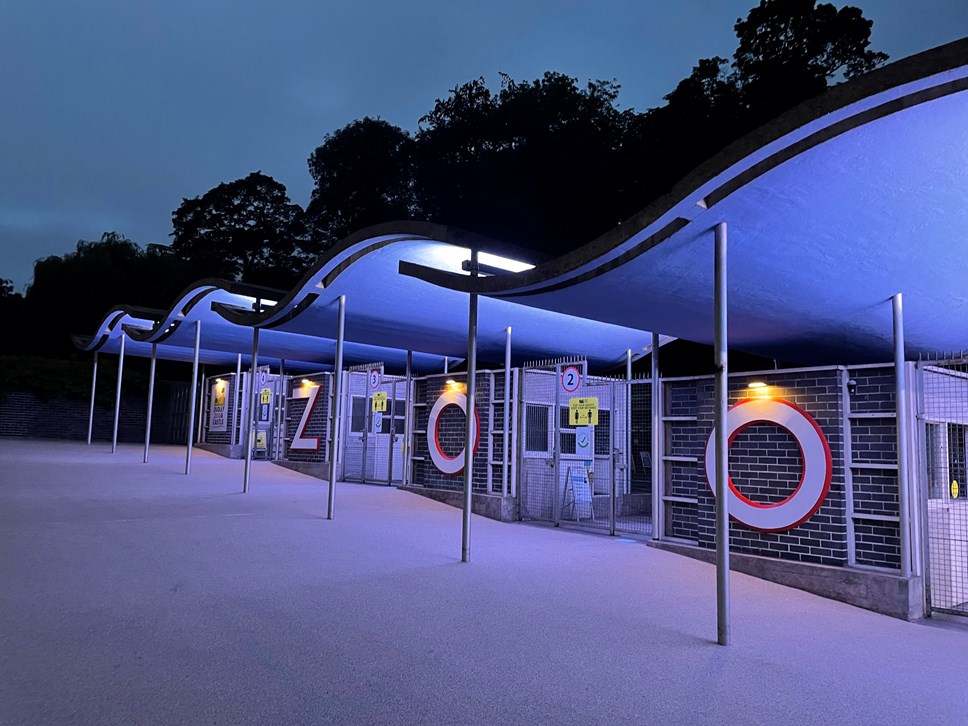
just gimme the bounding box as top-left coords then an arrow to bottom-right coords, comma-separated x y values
462,251 -> 479,563
243,328 -> 260,493
87,352 -> 98,445
444,357 -> 449,375
327,295 -> 345,518
185,321 -> 201,475
403,350 -> 413,487
111,334 -> 125,454
609,380 -> 617,536
502,327 -> 512,497
714,221 -> 730,646
275,359 -> 286,460
195,364 -> 206,445
651,332 -> 662,540
143,343 -> 157,463
893,293 -> 913,578
626,348 -> 632,496
232,353 -> 242,447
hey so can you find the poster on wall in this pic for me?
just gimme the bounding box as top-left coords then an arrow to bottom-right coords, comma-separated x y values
209,381 -> 227,432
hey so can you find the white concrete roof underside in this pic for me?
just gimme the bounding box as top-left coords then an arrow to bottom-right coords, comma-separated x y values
216,229 -> 655,369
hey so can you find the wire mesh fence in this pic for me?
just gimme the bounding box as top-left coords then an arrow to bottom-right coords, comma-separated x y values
518,364 -> 652,537
919,359 -> 968,615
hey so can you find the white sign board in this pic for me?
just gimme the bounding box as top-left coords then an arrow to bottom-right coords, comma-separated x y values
575,425 -> 593,460
209,381 -> 227,432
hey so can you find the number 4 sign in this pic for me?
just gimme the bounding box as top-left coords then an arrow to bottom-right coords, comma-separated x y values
561,365 -> 581,393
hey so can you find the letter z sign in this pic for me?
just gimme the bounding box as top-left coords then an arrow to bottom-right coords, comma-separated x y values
290,385 -> 322,450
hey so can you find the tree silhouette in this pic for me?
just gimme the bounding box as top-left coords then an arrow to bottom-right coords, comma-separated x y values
305,118 -> 418,253
733,0 -> 888,123
414,72 -> 634,256
22,232 -> 200,357
171,171 -> 308,287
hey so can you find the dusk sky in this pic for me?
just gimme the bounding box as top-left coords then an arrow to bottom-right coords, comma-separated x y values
2,0 -> 966,291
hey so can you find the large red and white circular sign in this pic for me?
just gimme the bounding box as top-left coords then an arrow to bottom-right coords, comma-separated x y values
428,389 -> 481,475
704,398 -> 831,533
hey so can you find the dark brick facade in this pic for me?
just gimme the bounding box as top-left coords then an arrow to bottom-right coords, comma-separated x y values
661,366 -> 901,570
411,373 -> 502,493
284,376 -> 332,463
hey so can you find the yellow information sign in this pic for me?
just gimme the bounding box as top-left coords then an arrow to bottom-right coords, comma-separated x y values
371,391 -> 388,412
260,387 -> 271,405
255,430 -> 267,450
952,480 -> 960,499
569,397 -> 599,426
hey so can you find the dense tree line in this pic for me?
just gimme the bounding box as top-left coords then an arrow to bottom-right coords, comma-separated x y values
4,0 -> 886,358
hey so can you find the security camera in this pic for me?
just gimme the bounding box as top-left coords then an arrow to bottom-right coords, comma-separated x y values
847,379 -> 858,396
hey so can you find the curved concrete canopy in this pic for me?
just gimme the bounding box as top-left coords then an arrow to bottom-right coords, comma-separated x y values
217,227 -> 654,369
93,279 -> 450,374
74,307 -> 271,369
402,38 -> 968,365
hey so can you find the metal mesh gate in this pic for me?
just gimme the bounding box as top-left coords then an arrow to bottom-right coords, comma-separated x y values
519,362 -> 651,536
342,369 -> 407,484
919,359 -> 968,616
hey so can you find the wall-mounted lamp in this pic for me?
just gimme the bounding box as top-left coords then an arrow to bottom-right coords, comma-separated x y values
301,378 -> 314,387
215,378 -> 226,386
847,379 -> 858,396
748,380 -> 773,398
445,379 -> 457,386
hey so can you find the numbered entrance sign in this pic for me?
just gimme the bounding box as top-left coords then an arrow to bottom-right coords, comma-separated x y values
569,397 -> 599,426
561,365 -> 581,393
368,368 -> 381,390
371,391 -> 388,412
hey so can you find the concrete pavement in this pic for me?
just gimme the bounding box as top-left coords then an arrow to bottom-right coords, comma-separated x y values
1,438 -> 966,725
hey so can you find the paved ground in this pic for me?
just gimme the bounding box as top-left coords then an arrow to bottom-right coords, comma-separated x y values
1,438 -> 966,725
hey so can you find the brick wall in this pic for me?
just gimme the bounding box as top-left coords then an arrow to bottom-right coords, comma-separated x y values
285,376 -> 331,463
411,373 -> 497,493
1,391 -> 148,443
660,367 -> 902,569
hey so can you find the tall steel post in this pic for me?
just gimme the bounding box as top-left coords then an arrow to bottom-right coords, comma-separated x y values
502,326 -> 512,496
87,352 -> 98,445
243,328 -> 260,493
275,359 -> 286,460
185,321 -> 201,475
111,334 -> 126,454
626,348 -> 633,496
143,343 -> 157,463
444,357 -> 449,375
327,295 -> 346,519
195,364 -> 206,444
714,221 -> 731,646
651,332 -> 662,540
232,353 -> 242,447
403,350 -> 413,487
462,250 -> 479,563
893,293 -> 912,578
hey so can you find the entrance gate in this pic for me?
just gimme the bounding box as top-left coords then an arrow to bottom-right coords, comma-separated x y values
519,361 -> 648,535
919,358 -> 968,616
342,368 -> 407,485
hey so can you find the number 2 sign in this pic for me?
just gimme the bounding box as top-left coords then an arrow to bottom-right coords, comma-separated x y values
561,365 -> 581,393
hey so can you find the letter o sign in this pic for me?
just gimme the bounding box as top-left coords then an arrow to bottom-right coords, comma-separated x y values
704,398 -> 832,533
428,389 -> 481,475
